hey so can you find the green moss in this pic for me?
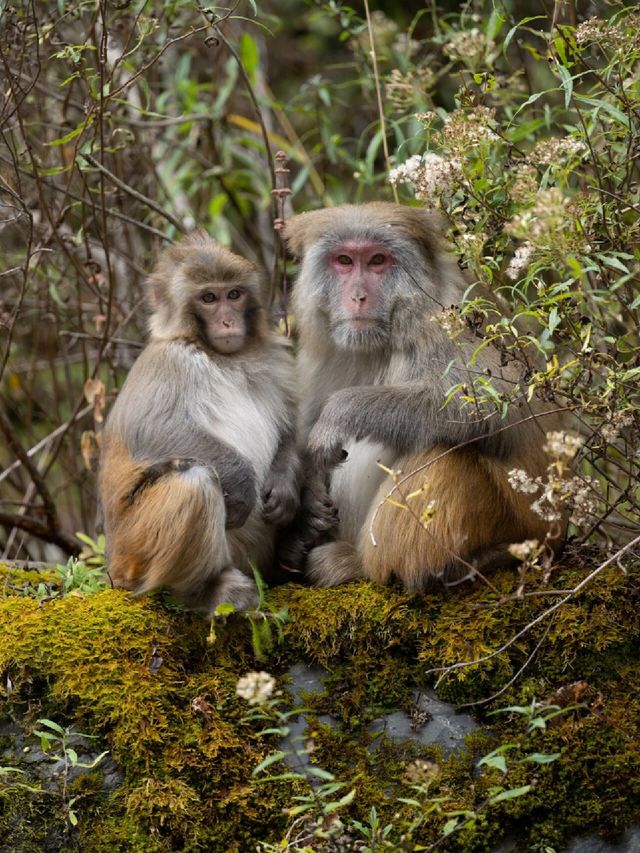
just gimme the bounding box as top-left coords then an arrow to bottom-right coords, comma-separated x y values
0,556 -> 638,851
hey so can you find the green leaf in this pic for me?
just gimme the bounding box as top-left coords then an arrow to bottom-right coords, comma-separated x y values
46,120 -> 92,147
214,602 -> 235,616
479,754 -> 507,773
305,766 -> 335,781
252,751 -> 286,776
556,63 -> 573,108
239,32 -> 259,83
522,752 -> 561,764
36,719 -> 65,734
442,817 -> 460,835
490,784 -> 532,803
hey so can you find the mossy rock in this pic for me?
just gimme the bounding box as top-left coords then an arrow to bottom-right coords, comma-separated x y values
0,552 -> 638,851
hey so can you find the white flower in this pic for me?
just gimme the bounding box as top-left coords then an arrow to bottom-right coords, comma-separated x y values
601,410 -> 634,443
508,539 -> 540,561
390,153 -> 462,204
508,468 -> 540,494
506,243 -> 535,281
236,671 -> 276,706
543,430 -> 583,459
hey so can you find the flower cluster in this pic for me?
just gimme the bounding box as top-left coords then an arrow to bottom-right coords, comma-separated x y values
389,153 -> 462,204
386,67 -> 435,110
507,539 -> 540,562
543,430 -> 584,459
529,136 -> 588,167
575,16 -> 640,49
507,468 -> 539,494
443,28 -> 494,65
431,305 -> 466,339
601,410 -> 634,443
440,107 -> 499,155
506,188 -> 570,245
510,164 -> 539,202
506,243 -> 535,281
236,671 -> 276,706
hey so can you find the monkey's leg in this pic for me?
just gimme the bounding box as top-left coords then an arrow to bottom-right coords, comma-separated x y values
105,457 -> 236,597
305,541 -> 364,587
360,445 -> 554,591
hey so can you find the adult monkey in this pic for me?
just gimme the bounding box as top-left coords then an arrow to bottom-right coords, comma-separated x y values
283,202 -> 563,590
99,232 -> 300,612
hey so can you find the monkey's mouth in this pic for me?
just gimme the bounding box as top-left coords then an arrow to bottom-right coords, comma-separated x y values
343,317 -> 380,327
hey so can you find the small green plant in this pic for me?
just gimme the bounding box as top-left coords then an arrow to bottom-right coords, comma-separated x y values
32,718 -> 108,827
208,566 -> 288,660
76,531 -> 107,568
54,556 -> 108,597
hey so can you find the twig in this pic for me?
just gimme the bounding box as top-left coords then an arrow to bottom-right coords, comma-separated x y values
425,534 -> 640,681
363,0 -> 398,203
81,153 -> 186,233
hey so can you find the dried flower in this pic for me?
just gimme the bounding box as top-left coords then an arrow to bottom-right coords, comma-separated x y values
506,243 -> 535,281
506,188 -> 570,246
529,136 -> 588,167
389,153 -> 462,204
432,306 -> 466,339
508,539 -> 540,561
440,107 -> 499,155
386,67 -> 435,110
444,29 -> 494,66
544,430 -> 583,459
601,410 -> 634,443
508,468 -> 540,494
236,671 -> 275,706
511,164 -> 539,202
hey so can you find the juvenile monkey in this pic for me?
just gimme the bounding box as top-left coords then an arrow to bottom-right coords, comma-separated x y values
99,232 -> 300,612
282,202 -> 564,590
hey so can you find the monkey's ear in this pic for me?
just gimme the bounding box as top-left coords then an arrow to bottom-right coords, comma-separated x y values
285,210 -> 334,258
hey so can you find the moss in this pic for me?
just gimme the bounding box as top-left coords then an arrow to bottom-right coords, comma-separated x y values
0,555 -> 638,851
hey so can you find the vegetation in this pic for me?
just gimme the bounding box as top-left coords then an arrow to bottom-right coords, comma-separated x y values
1,0 -> 639,849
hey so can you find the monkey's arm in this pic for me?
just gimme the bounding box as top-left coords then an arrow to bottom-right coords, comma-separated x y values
307,381 -> 518,469
261,426 -> 302,526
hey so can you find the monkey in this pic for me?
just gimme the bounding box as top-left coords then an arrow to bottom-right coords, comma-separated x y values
98,231 -> 300,613
280,202 -> 566,591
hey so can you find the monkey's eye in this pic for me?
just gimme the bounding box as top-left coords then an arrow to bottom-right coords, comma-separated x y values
227,288 -> 242,300
369,253 -> 386,266
336,254 -> 353,266
201,292 -> 217,303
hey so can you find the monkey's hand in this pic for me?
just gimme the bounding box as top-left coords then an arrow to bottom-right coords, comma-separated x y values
307,411 -> 349,471
261,473 -> 300,526
276,477 -> 339,572
223,480 -> 257,529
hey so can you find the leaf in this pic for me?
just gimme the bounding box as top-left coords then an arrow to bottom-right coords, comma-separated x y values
479,754 -> 507,773
522,752 -> 561,764
305,766 -> 335,781
324,788 -> 356,812
442,817 -> 460,835
36,719 -> 65,734
490,784 -> 532,803
556,63 -> 573,108
239,33 -> 259,83
252,751 -> 286,776
46,122 -> 90,147
214,602 -> 235,617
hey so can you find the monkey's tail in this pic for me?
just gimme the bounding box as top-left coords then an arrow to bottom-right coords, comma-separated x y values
105,458 -> 230,597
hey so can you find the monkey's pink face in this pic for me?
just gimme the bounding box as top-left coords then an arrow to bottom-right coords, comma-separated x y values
195,286 -> 250,354
329,240 -> 392,330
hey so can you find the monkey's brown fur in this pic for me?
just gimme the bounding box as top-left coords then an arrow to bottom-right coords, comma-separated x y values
285,203 -> 566,591
99,232 -> 300,612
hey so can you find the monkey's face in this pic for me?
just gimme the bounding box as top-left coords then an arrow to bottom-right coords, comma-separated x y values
327,240 -> 393,350
194,286 -> 251,354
